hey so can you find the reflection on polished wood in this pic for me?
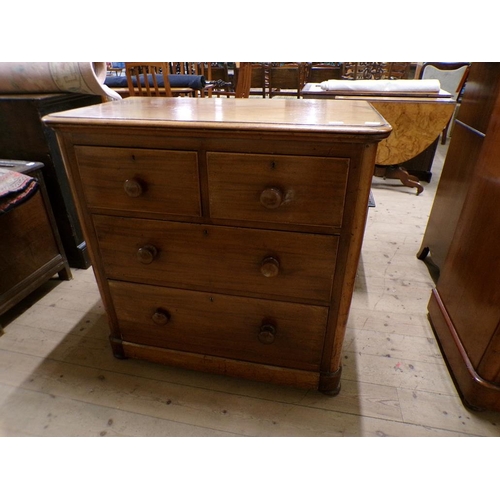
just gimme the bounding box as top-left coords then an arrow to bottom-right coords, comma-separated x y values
44,96 -> 393,136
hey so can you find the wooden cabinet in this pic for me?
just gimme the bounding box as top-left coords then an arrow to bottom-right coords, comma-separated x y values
0,160 -> 71,317
0,93 -> 102,268
44,97 -> 390,393
420,63 -> 500,411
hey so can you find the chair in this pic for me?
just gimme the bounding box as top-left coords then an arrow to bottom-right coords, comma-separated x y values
169,62 -> 209,97
386,62 -> 412,79
125,62 -> 194,97
205,63 -> 233,97
234,62 -> 253,98
268,63 -> 307,99
418,62 -> 470,144
342,62 -> 411,80
305,63 -> 342,83
209,62 -> 252,98
125,62 -> 172,97
107,62 -> 125,76
250,63 -> 267,98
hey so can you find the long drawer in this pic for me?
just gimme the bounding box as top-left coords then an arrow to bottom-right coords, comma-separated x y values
75,146 -> 201,216
109,280 -> 328,371
207,152 -> 349,227
94,215 -> 338,303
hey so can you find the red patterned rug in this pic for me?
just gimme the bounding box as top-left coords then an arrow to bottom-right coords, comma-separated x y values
0,168 -> 39,215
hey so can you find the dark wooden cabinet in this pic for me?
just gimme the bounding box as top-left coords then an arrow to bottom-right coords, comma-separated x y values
419,63 -> 500,411
0,160 -> 71,318
0,93 -> 102,268
417,63 -> 500,271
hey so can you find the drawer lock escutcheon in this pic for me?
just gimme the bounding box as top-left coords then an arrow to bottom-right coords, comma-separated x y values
260,256 -> 280,278
258,324 -> 276,344
137,245 -> 158,264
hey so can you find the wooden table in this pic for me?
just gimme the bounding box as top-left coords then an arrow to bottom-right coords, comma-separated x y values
302,83 -> 456,193
44,97 -> 390,394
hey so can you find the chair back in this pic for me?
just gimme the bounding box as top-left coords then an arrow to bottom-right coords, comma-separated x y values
125,62 -> 172,97
268,63 -> 307,98
250,63 -> 266,97
234,62 -> 253,98
305,63 -> 342,83
419,62 -> 470,99
342,62 -> 411,80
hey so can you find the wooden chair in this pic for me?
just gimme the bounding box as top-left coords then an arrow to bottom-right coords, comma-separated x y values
234,62 -> 253,98
125,62 -> 173,97
125,62 -> 194,97
385,62 -> 411,79
209,63 -> 252,98
418,62 -> 471,144
205,63 -> 233,97
342,62 -> 411,80
167,62 -> 237,98
304,63 -> 342,83
268,63 -> 307,98
250,63 -> 267,98
168,62 -> 207,97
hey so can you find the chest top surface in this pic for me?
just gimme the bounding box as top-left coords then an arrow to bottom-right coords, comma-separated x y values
43,97 -> 391,138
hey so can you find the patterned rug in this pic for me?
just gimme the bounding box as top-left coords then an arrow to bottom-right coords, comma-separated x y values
0,168 -> 39,215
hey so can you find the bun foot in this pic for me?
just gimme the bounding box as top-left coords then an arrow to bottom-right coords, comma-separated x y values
319,366 -> 342,395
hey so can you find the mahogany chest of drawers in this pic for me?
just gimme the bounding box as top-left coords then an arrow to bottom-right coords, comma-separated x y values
45,97 -> 390,393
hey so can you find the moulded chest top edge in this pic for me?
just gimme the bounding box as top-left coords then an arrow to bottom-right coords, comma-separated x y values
42,97 -> 392,138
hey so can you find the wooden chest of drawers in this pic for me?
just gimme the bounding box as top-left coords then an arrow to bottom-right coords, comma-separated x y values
44,97 -> 390,393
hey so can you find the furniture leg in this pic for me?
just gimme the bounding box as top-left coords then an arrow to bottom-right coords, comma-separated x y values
374,165 -> 424,195
395,167 -> 424,195
416,245 -> 430,261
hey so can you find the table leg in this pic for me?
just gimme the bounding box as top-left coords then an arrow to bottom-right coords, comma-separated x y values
375,165 -> 424,195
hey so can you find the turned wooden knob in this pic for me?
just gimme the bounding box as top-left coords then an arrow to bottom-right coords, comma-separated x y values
260,187 -> 283,209
152,308 -> 170,326
258,324 -> 276,344
260,256 -> 280,277
137,245 -> 158,264
124,179 -> 143,197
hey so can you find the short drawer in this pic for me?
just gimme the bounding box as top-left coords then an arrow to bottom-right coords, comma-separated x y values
74,146 -> 201,217
109,280 -> 328,371
94,215 -> 338,303
207,152 -> 349,227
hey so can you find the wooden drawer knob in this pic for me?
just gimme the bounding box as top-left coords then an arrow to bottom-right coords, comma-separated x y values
258,324 -> 276,344
137,245 -> 158,264
260,256 -> 280,277
152,308 -> 170,326
260,187 -> 283,209
124,179 -> 144,197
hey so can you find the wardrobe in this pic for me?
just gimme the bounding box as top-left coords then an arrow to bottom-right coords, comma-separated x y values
419,63 -> 500,411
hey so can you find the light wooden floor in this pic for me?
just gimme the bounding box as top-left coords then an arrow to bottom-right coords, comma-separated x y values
1,142 -> 500,438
